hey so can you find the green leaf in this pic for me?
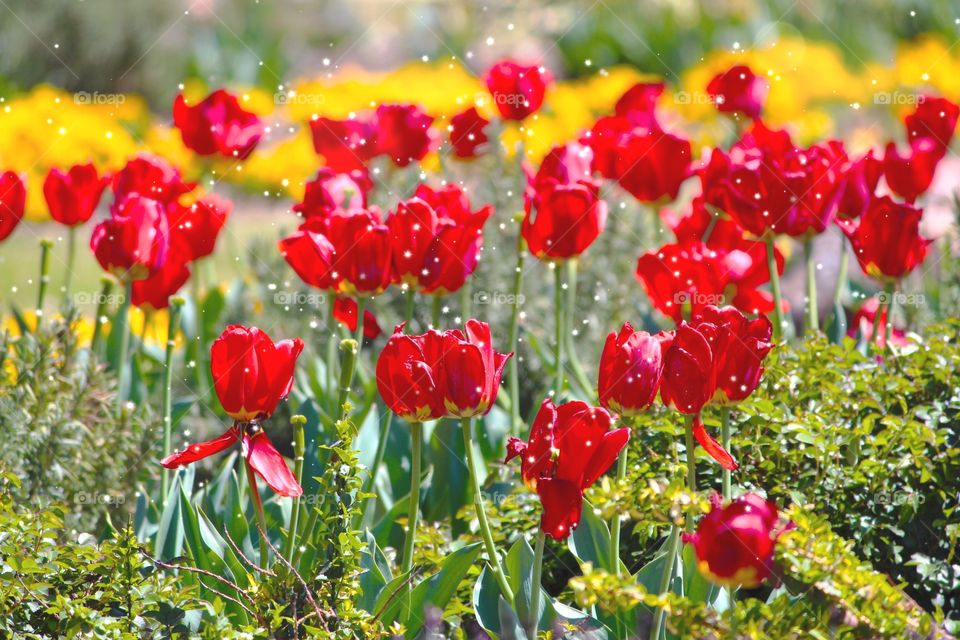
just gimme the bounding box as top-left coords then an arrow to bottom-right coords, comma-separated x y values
358,530 -> 393,613
154,469 -> 193,561
569,500 -> 623,574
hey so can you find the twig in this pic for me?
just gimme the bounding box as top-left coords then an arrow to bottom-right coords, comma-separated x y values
257,520 -> 330,631
223,525 -> 277,577
139,549 -> 259,619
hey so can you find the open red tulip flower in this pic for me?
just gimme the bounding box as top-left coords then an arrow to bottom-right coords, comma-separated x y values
90,193 -> 170,282
43,163 -> 110,227
376,324 -> 446,422
293,168 -> 370,221
308,115 -> 378,173
448,106 -> 490,158
333,296 -> 382,340
168,193 -> 231,261
131,247 -> 191,312
904,95 -> 959,155
706,65 -> 768,120
836,151 -> 882,219
173,89 -> 264,160
613,82 -> 664,129
112,154 -> 196,206
598,323 -> 673,417
389,185 -> 492,294
375,103 -> 436,167
439,320 -> 511,418
0,171 -> 26,242
279,207 -> 393,295
161,325 -> 304,497
505,399 -> 629,539
683,493 -> 788,588
484,60 -> 551,121
660,305 -> 773,470
522,142 -> 607,261
838,195 -> 931,282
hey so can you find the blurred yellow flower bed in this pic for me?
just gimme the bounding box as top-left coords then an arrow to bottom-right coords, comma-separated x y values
3,34 -> 959,220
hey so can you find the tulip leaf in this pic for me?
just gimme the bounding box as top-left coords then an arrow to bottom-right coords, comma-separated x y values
497,594 -> 526,639
568,499 -> 624,574
505,536 -> 554,632
358,530 -> 393,613
826,298 -> 848,344
154,468 -> 193,561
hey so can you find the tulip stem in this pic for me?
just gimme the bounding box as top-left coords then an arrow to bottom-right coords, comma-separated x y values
833,240 -> 849,308
460,279 -> 472,320
63,227 -> 77,308
401,421 -> 423,575
610,448 -> 628,574
804,235 -> 818,334
284,416 -> 306,564
115,279 -> 133,418
527,530 -> 545,640
89,276 -> 114,358
764,234 -> 785,342
684,414 -> 697,532
564,259 -> 594,398
507,233 -> 526,436
244,457 -> 270,569
553,264 -> 565,399
649,524 -> 681,640
36,239 -> 53,329
462,417 -> 514,604
721,407 -> 732,502
160,298 -> 184,507
403,289 -> 416,331
431,295 -> 443,329
325,300 -> 338,415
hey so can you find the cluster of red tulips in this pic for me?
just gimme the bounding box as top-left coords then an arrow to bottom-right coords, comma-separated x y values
3,53 -> 953,636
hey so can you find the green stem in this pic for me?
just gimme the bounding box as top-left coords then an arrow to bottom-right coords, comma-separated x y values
89,276 -> 114,357
765,234 -> 785,342
884,281 -> 896,353
191,269 -> 209,411
401,422 -> 423,574
553,264 -> 565,398
564,259 -> 594,398
431,294 -> 443,329
325,299 -> 338,415
284,416 -> 306,563
115,279 -> 133,418
36,239 -> 53,329
833,240 -> 849,308
462,417 -> 514,603
460,278 -> 472,320
160,297 -> 184,507
804,235 -> 818,333
244,457 -> 270,569
649,525 -> 681,640
610,448 -> 628,574
684,414 -> 697,532
507,233 -> 526,436
721,407 -> 732,502
403,289 -> 416,331
527,530 -> 545,640
337,339 -> 359,422
63,227 -> 76,308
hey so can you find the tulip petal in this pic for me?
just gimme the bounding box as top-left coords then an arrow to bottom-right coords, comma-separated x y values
243,431 -> 303,497
160,427 -> 238,468
692,417 -> 738,471
582,427 -> 631,488
536,477 -> 583,540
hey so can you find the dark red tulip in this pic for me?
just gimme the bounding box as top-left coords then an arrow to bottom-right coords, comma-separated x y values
168,193 -> 231,260
683,493 -> 785,588
448,106 -> 490,158
614,82 -> 664,129
161,325 -> 304,497
43,163 -> 110,226
598,323 -> 673,417
375,104 -> 436,167
308,115 -> 378,172
882,138 -> 941,203
131,249 -> 191,311
173,89 -> 264,159
614,128 -> 692,203
697,305 -> 773,405
112,155 -> 196,205
376,324 -> 446,422
333,296 -> 382,340
836,151 -> 882,219
0,171 -> 26,242
90,194 -> 170,281
904,96 -> 958,154
839,195 -> 930,281
706,65 -> 768,120
484,60 -> 551,121
439,320 -> 511,418
505,398 -> 629,539
293,168 -> 370,220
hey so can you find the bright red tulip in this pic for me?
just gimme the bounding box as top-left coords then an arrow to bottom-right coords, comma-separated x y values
112,155 -> 196,206
904,95 -> 958,154
333,296 -> 382,340
598,323 -> 673,417
43,163 -> 110,226
439,320 -> 511,418
839,195 -> 930,281
505,398 -> 629,539
882,138 -> 941,203
614,82 -> 664,129
90,194 -> 170,281
173,89 -> 264,159
698,305 -> 773,405
376,324 -> 446,422
836,151 -> 882,219
0,171 -> 26,242
161,325 -> 304,497
131,250 -> 191,311
484,60 -> 551,121
581,115 -> 632,179
277,226 -> 336,290
448,106 -> 490,158
706,65 -> 768,120
293,168 -> 369,220
614,128 -> 692,203
683,493 -> 786,588
308,115 -> 378,172
168,193 -> 231,260
375,104 -> 436,167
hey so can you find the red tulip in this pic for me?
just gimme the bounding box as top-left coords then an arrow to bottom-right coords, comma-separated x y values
112,155 -> 196,205
333,296 -> 382,340
131,250 -> 191,311
293,168 -> 369,220
375,104 -> 436,167
683,493 -> 785,588
614,82 -> 664,129
581,115 -> 633,179
376,324 -> 446,421
43,163 -> 110,226
882,138 -> 941,203
308,115 -> 378,172
173,89 -> 264,159
706,65 -> 768,120
505,398 -> 629,539
90,194 -> 170,281
849,296 -> 908,348
484,60 -> 551,121
448,106 -> 490,158
614,128 -> 692,203
168,193 -> 231,260
439,320 -> 511,418
836,151 -> 882,219
277,226 -> 336,290
161,325 -> 304,497
0,171 -> 26,242
697,305 -> 773,405
904,95 -> 958,154
598,323 -> 673,417
839,195 -> 930,281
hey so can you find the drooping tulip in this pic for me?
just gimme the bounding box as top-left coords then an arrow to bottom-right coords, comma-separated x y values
484,60 -> 551,121
173,89 -> 264,159
90,193 -> 170,281
0,171 -> 26,241
598,323 -> 673,417
43,163 -> 110,226
706,65 -> 768,120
